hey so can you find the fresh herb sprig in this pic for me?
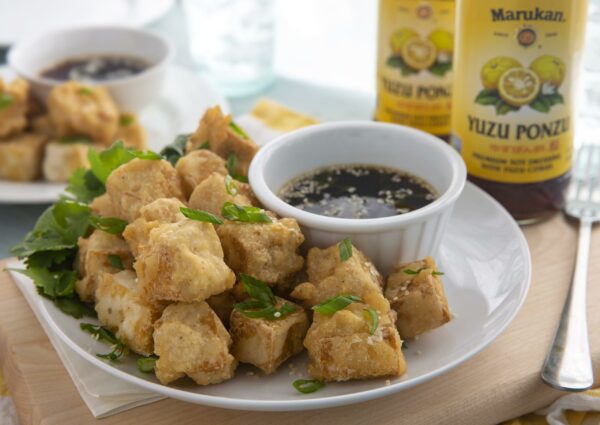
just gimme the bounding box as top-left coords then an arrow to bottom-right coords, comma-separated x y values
180,207 -> 224,225
339,238 -> 353,262
119,114 -> 134,127
80,323 -> 125,361
159,133 -> 191,166
221,202 -> 272,223
233,274 -> 296,321
293,379 -> 325,394
90,216 -> 128,235
312,294 -> 362,315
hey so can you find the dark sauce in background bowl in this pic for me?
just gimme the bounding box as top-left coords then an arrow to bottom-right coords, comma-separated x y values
40,55 -> 150,82
278,164 -> 437,219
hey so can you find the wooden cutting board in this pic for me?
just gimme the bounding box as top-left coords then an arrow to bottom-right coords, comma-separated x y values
2,213 -> 600,425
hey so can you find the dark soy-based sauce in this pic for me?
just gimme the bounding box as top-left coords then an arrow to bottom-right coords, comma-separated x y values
40,55 -> 149,82
278,164 -> 437,219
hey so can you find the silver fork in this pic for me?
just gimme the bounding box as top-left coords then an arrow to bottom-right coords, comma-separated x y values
541,144 -> 600,391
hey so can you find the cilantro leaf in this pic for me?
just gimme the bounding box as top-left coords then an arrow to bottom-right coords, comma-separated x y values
80,323 -> 125,361
107,254 -> 124,270
53,297 -> 97,319
89,216 -> 128,235
10,267 -> 77,298
65,168 -> 105,204
88,141 -> 136,183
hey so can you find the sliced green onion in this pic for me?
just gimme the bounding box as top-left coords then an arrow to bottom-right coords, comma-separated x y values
312,294 -> 362,315
221,202 -> 272,223
225,175 -> 238,196
293,379 -> 325,394
240,274 -> 275,305
0,93 -> 13,109
339,238 -> 353,262
226,153 -> 249,183
180,207 -> 224,225
79,87 -> 94,96
363,307 -> 379,335
229,121 -> 249,139
119,114 -> 134,127
137,356 -> 157,373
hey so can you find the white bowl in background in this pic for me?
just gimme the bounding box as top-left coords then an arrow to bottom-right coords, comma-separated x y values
7,25 -> 173,111
249,121 -> 467,274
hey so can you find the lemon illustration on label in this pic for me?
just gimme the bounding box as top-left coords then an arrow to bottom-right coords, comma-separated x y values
474,55 -> 565,115
480,57 -> 522,90
428,29 -> 453,53
390,28 -> 419,54
401,37 -> 437,70
498,68 -> 540,107
530,55 -> 566,88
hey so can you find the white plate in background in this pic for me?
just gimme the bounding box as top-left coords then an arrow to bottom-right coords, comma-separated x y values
0,65 -> 230,204
9,182 -> 531,411
0,0 -> 175,46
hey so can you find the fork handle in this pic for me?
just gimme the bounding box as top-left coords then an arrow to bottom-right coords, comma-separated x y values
541,219 -> 594,391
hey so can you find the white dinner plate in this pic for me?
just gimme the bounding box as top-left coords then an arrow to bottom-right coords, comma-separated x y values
0,0 -> 175,46
0,65 -> 230,204
9,182 -> 531,412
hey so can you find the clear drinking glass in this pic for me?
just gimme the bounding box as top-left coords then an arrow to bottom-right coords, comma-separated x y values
182,0 -> 275,98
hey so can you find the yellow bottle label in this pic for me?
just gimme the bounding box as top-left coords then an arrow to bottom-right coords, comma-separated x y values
375,0 -> 455,136
451,0 -> 588,184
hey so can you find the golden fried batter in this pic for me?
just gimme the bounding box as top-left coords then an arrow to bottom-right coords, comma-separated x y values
218,217 -> 304,285
42,141 -> 96,182
123,197 -> 186,256
291,242 -> 386,310
230,297 -> 309,374
153,302 -> 237,385
186,106 -> 258,176
304,302 -> 406,381
74,231 -> 134,302
188,172 -> 255,216
135,220 -> 235,303
47,82 -> 119,145
114,113 -> 147,150
106,158 -> 184,222
385,257 -> 451,339
0,132 -> 46,181
0,78 -> 29,138
95,270 -> 164,356
175,150 -> 228,198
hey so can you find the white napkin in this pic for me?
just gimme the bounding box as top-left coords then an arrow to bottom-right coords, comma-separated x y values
8,261 -> 164,419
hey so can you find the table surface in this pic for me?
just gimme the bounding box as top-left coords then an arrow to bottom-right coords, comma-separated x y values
2,213 -> 600,425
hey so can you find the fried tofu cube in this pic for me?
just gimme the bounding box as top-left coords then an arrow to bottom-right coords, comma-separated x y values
230,298 -> 309,374
153,302 -> 237,385
186,106 -> 258,176
90,193 -> 116,217
304,303 -> 406,381
0,78 -> 29,138
115,113 -> 147,150
217,217 -> 304,285
291,242 -> 387,310
30,114 -> 58,139
188,172 -> 256,216
47,82 -> 119,145
74,231 -> 134,302
95,270 -> 164,356
42,141 -> 96,182
123,197 -> 186,256
135,220 -> 235,302
106,158 -> 185,222
0,132 -> 46,181
175,150 -> 228,198
384,257 -> 451,339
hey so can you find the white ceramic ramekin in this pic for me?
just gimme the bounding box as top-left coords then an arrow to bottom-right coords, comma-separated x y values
249,121 -> 467,274
7,26 -> 173,112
